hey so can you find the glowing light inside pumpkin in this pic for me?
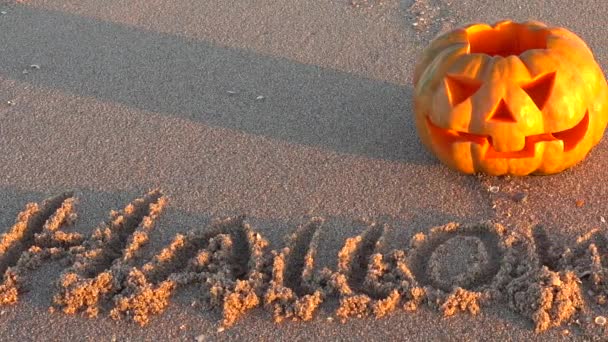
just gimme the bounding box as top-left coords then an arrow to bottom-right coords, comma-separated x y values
425,111 -> 589,159
467,23 -> 549,57
444,74 -> 482,106
487,99 -> 517,123
521,72 -> 556,110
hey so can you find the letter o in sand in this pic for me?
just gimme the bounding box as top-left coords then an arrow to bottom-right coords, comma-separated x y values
409,222 -> 507,292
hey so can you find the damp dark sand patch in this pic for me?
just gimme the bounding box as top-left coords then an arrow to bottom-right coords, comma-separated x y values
53,190 -> 167,317
531,225 -> 564,272
0,193 -> 81,305
110,215 -> 270,327
264,218 -> 326,322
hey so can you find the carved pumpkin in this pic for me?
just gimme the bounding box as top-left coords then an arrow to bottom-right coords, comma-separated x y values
413,20 -> 608,175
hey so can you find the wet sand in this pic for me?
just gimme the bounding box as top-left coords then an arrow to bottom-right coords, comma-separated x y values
0,0 -> 607,340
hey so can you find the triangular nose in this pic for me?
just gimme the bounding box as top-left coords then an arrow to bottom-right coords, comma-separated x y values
487,99 -> 517,123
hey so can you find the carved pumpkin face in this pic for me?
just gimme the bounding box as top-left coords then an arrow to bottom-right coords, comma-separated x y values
414,21 -> 608,175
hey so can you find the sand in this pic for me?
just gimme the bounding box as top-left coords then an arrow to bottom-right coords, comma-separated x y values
0,0 -> 607,340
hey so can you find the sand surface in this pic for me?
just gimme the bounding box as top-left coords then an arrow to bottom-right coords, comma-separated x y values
0,0 -> 607,340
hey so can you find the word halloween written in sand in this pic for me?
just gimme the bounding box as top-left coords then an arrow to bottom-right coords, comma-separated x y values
0,191 -> 606,333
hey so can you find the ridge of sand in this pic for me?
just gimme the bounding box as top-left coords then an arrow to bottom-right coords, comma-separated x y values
0,192 -> 603,334
0,0 -> 606,340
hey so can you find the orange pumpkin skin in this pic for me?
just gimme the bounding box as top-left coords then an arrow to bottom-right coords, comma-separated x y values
413,20 -> 608,176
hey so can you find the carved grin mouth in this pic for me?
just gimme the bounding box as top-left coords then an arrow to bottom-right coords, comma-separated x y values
425,111 -> 589,159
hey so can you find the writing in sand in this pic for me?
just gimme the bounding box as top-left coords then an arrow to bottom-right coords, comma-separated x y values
0,190 -> 604,333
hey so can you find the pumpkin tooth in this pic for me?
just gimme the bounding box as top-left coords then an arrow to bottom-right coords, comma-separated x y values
484,137 -> 537,159
425,110 -> 589,159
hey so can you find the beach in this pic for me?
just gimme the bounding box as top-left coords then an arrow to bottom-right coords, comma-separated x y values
0,0 -> 607,340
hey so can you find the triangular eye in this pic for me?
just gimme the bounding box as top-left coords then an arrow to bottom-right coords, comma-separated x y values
444,74 -> 482,106
487,99 -> 517,122
521,72 -> 556,110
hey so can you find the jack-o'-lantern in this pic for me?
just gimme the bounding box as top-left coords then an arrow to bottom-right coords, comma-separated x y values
413,20 -> 608,175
